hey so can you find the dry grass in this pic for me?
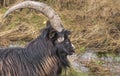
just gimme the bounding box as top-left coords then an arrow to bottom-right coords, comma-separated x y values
59,0 -> 120,53
0,10 -> 46,46
0,0 -> 120,53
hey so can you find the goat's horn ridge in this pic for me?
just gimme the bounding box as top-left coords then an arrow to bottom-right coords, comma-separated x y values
3,1 -> 64,32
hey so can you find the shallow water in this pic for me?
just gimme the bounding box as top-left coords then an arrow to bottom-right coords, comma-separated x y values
68,50 -> 120,76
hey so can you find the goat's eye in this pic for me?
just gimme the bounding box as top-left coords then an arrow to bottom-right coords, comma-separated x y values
57,37 -> 64,43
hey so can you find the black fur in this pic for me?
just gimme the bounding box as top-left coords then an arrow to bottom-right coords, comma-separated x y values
0,21 -> 75,76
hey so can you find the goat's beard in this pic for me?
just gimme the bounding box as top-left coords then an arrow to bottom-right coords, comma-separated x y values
56,47 -> 70,68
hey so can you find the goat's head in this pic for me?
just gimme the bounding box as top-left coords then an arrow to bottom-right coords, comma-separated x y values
41,21 -> 75,67
3,1 -> 75,67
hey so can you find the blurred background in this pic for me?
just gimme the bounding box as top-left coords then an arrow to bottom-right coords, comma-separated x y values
0,0 -> 120,76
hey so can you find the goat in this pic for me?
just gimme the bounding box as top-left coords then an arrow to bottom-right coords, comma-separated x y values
0,1 -> 75,76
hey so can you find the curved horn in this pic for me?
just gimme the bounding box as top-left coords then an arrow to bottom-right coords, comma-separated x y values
3,1 -> 64,32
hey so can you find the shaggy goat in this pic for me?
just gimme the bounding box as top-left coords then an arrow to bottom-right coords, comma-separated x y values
0,1 -> 75,76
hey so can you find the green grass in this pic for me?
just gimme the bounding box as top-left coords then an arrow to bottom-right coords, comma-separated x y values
30,13 -> 46,28
0,7 -> 7,13
62,68 -> 88,76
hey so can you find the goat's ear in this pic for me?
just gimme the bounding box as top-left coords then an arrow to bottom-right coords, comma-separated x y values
48,30 -> 57,39
65,30 -> 71,35
45,20 -> 57,39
